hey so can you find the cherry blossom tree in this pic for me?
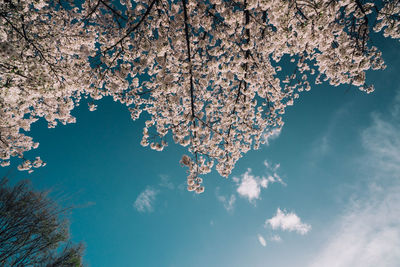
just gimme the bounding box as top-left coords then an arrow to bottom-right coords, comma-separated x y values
0,0 -> 97,172
1,0 -> 399,193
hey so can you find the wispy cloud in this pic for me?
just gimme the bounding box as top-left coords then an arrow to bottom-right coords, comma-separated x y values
159,174 -> 174,190
309,185 -> 400,267
312,135 -> 330,156
362,114 -> 400,175
266,208 -> 311,235
134,175 -> 173,213
258,234 -> 267,247
234,160 -> 285,203
310,104 -> 351,158
264,127 -> 282,146
309,93 -> 400,267
270,234 -> 282,242
216,188 -> 236,212
133,187 -> 158,213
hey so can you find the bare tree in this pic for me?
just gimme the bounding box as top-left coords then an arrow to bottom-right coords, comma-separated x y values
0,178 -> 84,266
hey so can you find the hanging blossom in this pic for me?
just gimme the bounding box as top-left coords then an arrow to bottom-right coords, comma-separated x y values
0,0 -> 97,172
1,0 -> 399,191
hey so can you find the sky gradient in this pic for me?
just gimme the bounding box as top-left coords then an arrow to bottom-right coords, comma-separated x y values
2,36 -> 400,266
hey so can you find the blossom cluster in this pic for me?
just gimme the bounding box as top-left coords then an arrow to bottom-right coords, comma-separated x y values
1,0 -> 399,191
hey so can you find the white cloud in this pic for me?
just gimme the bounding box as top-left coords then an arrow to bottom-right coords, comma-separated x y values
309,94 -> 400,267
159,174 -> 174,190
270,235 -> 282,242
234,163 -> 284,203
264,127 -> 282,146
133,187 -> 158,213
263,160 -> 286,186
216,192 -> 236,212
362,114 -> 400,175
263,160 -> 280,172
235,169 -> 266,202
309,186 -> 400,267
266,208 -> 311,235
258,234 -> 267,247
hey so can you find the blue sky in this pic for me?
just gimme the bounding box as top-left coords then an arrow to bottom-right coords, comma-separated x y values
2,37 -> 400,266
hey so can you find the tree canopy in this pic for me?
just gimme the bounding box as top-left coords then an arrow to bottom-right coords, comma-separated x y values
1,0 -> 399,192
0,178 -> 84,266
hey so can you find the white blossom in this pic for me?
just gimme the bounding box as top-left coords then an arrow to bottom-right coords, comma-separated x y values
1,0 -> 399,193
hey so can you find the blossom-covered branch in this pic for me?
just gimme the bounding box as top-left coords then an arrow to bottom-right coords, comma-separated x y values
1,0 -> 399,192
